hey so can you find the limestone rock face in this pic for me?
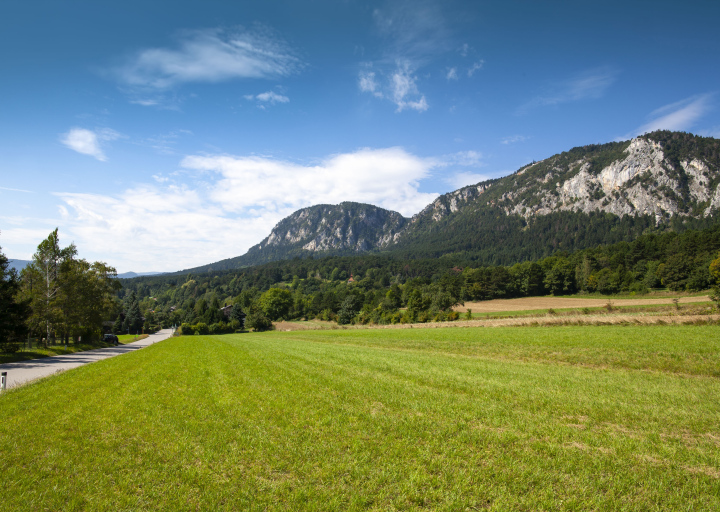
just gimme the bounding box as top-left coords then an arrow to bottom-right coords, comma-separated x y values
251,202 -> 407,260
409,134 -> 720,230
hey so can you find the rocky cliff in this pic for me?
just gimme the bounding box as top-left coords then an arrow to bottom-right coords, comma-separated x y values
187,131 -> 720,272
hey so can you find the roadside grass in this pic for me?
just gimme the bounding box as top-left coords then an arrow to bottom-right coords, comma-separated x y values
0,341 -> 124,365
118,333 -> 149,343
0,325 -> 718,510
0,334 -> 150,364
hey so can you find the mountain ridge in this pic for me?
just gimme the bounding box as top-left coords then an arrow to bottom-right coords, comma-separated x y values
183,131 -> 720,274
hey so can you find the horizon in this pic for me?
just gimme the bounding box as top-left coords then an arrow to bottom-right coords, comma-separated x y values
1,0 -> 719,273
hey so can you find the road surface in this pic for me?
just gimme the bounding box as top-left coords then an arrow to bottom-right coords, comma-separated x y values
0,328 -> 174,389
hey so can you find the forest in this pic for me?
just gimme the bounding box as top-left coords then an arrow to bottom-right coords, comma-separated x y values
117,223 -> 720,334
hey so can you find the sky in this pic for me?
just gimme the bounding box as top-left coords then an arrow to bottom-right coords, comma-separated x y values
1,0 -> 719,273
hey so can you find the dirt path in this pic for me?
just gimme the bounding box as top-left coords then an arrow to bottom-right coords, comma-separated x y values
458,295 -> 711,313
0,329 -> 174,390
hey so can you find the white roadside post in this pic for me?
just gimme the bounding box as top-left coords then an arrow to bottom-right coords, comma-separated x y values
1,372 -> 7,391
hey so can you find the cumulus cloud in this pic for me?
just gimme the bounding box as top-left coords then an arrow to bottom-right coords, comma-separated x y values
53,147 -> 441,271
59,127 -> 121,161
635,94 -> 714,135
446,67 -> 458,81
114,27 -> 301,93
184,147 -> 438,216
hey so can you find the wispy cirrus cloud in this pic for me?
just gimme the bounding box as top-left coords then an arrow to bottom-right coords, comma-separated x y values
634,93 -> 715,135
501,135 -> 529,145
359,68 -> 383,97
445,171 -> 491,190
390,61 -> 428,112
112,26 -> 301,106
244,90 -> 290,107
358,0 -> 451,112
59,127 -> 122,161
467,60 -> 484,77
518,67 -> 618,114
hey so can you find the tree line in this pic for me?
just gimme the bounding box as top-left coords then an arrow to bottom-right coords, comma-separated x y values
0,230 -> 119,352
118,224 -> 720,332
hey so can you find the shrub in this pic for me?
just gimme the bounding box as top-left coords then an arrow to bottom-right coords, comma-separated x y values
446,311 -> 460,321
194,322 -> 209,335
246,310 -> 273,332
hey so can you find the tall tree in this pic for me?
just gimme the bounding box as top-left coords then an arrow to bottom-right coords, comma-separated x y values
21,229 -> 76,345
0,244 -> 30,351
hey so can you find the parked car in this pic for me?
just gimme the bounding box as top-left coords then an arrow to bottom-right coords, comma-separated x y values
104,334 -> 119,346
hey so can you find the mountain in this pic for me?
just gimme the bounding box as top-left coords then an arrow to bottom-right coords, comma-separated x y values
183,131 -> 720,273
185,202 -> 408,273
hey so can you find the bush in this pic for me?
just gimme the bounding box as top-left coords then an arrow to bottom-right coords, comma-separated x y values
246,310 -> 273,332
0,339 -> 21,353
446,311 -> 460,321
194,322 -> 209,335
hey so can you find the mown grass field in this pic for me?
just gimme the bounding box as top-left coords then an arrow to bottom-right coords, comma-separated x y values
1,325 -> 719,510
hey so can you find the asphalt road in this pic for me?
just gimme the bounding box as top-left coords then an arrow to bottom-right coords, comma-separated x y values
0,328 -> 174,389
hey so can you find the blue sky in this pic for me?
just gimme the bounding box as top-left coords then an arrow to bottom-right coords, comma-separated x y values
1,0 -> 719,272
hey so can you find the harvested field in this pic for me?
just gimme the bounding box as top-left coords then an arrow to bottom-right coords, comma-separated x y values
373,313 -> 720,329
458,295 -> 711,313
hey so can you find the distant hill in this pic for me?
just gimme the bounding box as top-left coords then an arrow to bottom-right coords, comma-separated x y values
117,271 -> 163,279
175,131 -> 720,274
7,259 -> 30,273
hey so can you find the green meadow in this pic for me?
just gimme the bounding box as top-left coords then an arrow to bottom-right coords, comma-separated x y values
1,325 -> 719,510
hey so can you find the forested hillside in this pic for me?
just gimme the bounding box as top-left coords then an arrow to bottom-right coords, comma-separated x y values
118,224 -> 720,333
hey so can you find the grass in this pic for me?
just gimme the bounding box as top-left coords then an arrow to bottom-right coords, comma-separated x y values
0,325 -> 719,510
0,334 -> 149,364
118,333 -> 149,343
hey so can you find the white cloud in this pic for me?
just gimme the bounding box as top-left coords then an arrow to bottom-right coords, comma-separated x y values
446,67 -> 458,81
635,94 -> 714,135
459,43 -> 470,57
359,61 -> 428,112
359,70 -> 383,97
53,147 -> 441,272
390,61 -> 428,112
467,60 -> 484,77
244,90 -> 290,107
518,67 -> 618,113
501,135 -> 529,145
114,27 -> 300,92
59,127 -> 121,161
184,147 -> 438,217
